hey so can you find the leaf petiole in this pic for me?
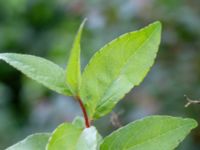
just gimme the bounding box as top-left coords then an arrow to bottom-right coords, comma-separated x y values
76,96 -> 90,128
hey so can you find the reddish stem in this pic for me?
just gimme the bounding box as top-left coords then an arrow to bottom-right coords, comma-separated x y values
76,96 -> 90,128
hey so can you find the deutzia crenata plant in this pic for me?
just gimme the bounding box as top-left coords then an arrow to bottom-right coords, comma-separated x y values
0,19 -> 197,150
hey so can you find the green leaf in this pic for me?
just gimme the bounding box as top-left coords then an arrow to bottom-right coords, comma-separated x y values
46,123 -> 82,150
6,133 -> 50,150
72,116 -> 85,129
0,53 -> 72,96
66,19 -> 86,95
80,21 -> 162,119
100,116 -> 197,150
76,126 -> 102,150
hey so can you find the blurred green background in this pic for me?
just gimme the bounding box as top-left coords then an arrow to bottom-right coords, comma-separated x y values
0,0 -> 200,149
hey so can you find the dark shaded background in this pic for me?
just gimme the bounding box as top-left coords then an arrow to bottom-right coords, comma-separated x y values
0,0 -> 200,149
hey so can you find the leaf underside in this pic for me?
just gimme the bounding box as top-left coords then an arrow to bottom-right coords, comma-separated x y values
76,126 -> 102,150
0,53 -> 72,96
80,21 -> 162,119
100,116 -> 197,150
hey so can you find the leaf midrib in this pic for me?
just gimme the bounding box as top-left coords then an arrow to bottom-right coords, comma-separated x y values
123,122 -> 193,150
94,26 -> 159,116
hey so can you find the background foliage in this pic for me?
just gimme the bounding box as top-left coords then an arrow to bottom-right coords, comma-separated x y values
0,0 -> 200,149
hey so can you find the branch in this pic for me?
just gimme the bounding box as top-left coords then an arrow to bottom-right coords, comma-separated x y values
184,95 -> 200,107
110,112 -> 122,128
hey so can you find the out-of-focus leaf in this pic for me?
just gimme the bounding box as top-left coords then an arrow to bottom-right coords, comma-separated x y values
6,133 -> 50,150
66,19 -> 86,95
100,116 -> 197,150
0,53 -> 72,96
80,21 -> 161,119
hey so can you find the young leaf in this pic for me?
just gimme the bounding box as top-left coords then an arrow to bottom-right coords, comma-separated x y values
66,19 -> 86,95
6,133 -> 50,150
46,123 -> 82,150
100,116 -> 197,150
72,116 -> 85,129
76,126 -> 102,150
0,53 -> 72,96
80,21 -> 162,119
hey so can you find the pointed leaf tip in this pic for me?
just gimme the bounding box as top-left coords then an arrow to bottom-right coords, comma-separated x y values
80,18 -> 87,28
